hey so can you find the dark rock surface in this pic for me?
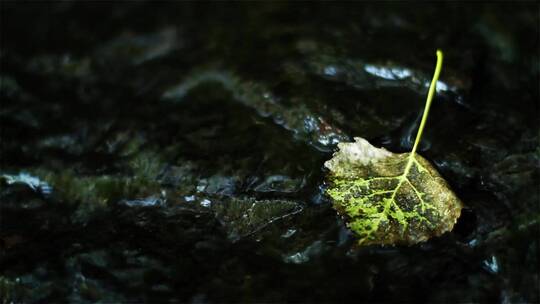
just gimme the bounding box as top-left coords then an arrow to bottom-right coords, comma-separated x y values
1,3 -> 538,303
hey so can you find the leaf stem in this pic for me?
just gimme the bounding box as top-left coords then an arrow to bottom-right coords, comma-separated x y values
403,50 -> 443,175
411,50 -> 444,156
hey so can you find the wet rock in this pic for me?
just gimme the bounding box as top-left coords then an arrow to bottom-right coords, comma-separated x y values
251,175 -> 305,194
0,274 -> 58,303
1,172 -> 52,196
197,175 -> 238,196
120,196 -> 164,208
306,54 -> 468,107
1,3 -> 538,303
212,197 -> 303,241
157,163 -> 198,190
26,54 -> 92,78
0,75 -> 23,99
490,152 -> 539,195
162,71 -> 350,151
95,27 -> 180,66
283,240 -> 326,264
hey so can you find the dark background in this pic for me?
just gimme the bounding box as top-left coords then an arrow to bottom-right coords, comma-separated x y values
1,2 -> 539,303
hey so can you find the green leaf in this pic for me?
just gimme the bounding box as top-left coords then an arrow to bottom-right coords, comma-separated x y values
324,50 -> 463,246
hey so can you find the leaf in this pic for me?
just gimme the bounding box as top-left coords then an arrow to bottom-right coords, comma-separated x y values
325,137 -> 463,246
324,50 -> 463,246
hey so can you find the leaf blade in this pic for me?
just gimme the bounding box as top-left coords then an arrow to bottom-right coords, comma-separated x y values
324,51 -> 463,246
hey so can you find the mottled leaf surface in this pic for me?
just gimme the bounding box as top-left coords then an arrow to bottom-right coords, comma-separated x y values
325,137 -> 463,246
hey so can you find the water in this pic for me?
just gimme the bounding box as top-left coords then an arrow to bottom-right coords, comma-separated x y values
1,3 -> 538,303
